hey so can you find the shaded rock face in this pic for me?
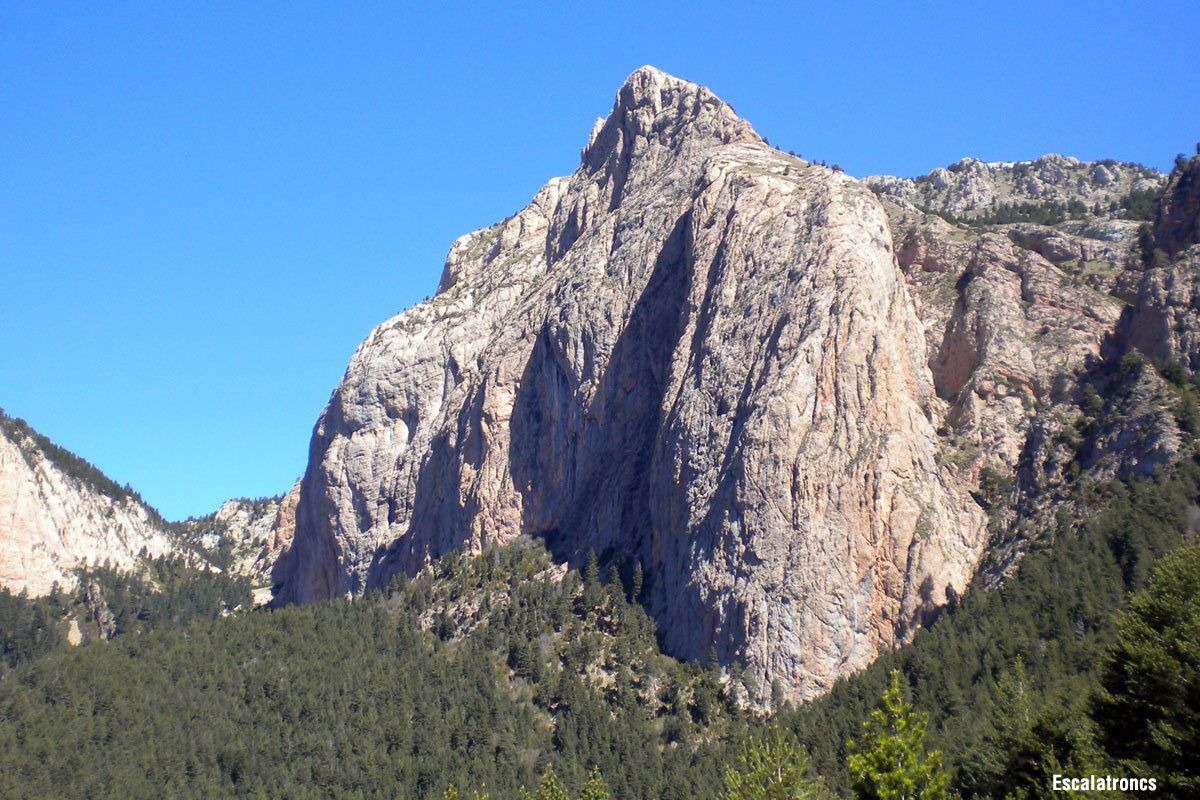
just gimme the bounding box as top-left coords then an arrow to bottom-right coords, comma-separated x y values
0,415 -> 180,596
1154,155 -> 1200,259
1124,156 -> 1200,370
1124,247 -> 1200,370
275,67 -> 990,700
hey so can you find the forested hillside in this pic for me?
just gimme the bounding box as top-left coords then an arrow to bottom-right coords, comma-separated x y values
2,462 -> 1197,797
1,557 -> 253,671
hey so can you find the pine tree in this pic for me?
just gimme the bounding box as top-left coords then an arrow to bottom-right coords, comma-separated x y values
606,564 -> 621,588
722,729 -> 831,800
577,766 -> 611,800
532,766 -> 570,800
1093,539 -> 1200,797
631,562 -> 644,602
582,551 -> 602,610
846,671 -> 949,800
583,551 -> 599,586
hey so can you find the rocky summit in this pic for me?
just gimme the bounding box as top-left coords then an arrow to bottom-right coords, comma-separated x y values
274,66 -> 1003,700
3,66 -> 1193,705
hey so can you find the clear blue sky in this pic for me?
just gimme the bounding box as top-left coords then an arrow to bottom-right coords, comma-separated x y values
2,3 -> 1197,520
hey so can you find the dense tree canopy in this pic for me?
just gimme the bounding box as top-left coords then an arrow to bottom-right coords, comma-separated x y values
1093,540 -> 1200,798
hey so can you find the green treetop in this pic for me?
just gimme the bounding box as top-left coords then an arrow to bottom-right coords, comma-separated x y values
846,671 -> 950,800
722,728 -> 830,800
577,767 -> 611,800
1092,539 -> 1200,798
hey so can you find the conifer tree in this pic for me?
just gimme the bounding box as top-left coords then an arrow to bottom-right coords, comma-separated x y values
577,766 -> 612,800
722,729 -> 830,800
582,551 -> 602,610
1093,540 -> 1200,797
530,766 -> 569,800
846,671 -> 949,800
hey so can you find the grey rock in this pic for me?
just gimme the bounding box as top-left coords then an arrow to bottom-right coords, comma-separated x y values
865,155 -> 1164,221
274,67 -> 988,700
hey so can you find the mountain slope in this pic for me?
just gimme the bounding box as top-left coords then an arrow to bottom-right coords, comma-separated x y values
273,66 -> 988,700
0,409 -> 297,597
0,410 -> 183,595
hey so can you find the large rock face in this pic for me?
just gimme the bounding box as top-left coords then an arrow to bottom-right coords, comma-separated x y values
1123,156 -> 1200,370
0,412 -> 180,596
274,66 -> 991,699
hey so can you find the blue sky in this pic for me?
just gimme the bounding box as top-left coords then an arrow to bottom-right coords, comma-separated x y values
2,3 -> 1197,520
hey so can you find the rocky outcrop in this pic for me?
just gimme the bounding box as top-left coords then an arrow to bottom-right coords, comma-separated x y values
83,579 -> 117,640
1124,247 -> 1200,370
177,494 -> 286,580
866,155 -> 1164,221
0,411 -> 181,596
1083,360 -> 1184,480
1153,155 -> 1200,258
1123,156 -> 1200,370
197,498 -> 277,553
274,66 -> 990,700
880,196 -> 1127,481
169,479 -> 300,590
1004,219 -> 1141,291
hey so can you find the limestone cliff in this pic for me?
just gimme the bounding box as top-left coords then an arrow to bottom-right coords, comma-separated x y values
0,411 -> 181,596
1123,155 -> 1200,370
274,66 -> 992,699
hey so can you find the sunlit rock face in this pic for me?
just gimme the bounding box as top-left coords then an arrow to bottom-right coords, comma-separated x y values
0,416 -> 179,596
274,66 -> 999,700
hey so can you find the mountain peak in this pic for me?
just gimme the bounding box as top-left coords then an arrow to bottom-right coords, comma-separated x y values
581,66 -> 759,166
622,63 -> 671,85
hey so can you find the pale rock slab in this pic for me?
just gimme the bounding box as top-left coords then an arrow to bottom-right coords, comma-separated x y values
0,417 -> 180,596
275,67 -> 989,700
